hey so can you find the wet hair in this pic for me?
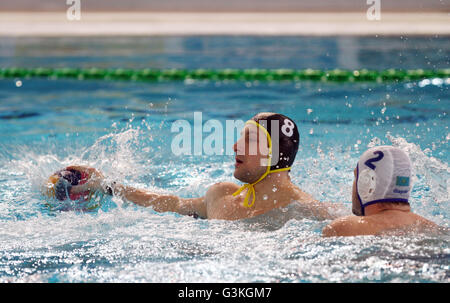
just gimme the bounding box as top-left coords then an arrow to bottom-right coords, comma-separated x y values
251,112 -> 300,170
379,202 -> 410,207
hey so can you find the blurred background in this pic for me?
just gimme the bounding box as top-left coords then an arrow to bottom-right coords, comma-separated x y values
0,0 -> 448,12
1,0 -> 449,36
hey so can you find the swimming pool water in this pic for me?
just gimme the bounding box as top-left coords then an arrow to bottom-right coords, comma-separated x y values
0,36 -> 448,282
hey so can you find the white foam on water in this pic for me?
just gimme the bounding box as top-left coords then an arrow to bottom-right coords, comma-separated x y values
386,134 -> 449,225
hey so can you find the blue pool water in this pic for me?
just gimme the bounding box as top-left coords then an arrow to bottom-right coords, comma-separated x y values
0,36 -> 448,282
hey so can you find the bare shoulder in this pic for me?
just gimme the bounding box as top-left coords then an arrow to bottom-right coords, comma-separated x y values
322,212 -> 440,237
290,186 -> 345,220
205,182 -> 240,199
406,212 -> 441,233
322,216 -> 372,237
290,186 -> 316,201
204,182 -> 244,220
411,213 -> 438,227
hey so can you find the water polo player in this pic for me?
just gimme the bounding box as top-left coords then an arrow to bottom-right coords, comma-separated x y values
68,112 -> 339,220
322,146 -> 438,237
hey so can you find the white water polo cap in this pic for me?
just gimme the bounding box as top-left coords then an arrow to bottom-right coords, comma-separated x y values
356,146 -> 412,215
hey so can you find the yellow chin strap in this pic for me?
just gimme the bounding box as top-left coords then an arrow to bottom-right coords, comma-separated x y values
232,120 -> 291,208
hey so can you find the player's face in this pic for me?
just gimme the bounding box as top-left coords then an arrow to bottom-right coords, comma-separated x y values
233,124 -> 270,183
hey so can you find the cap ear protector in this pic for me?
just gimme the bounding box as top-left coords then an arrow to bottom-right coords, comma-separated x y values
355,146 -> 411,216
357,167 -> 377,201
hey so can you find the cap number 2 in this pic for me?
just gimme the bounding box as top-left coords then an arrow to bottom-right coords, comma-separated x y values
364,151 -> 384,170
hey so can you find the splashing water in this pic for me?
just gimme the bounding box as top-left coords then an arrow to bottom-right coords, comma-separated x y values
387,134 -> 449,223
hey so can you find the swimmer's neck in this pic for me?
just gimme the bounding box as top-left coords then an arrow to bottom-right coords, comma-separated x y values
364,202 -> 411,216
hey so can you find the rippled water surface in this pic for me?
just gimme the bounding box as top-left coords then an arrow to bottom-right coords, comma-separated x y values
0,36 -> 448,282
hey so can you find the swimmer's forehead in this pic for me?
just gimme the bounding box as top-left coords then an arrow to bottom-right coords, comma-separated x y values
240,122 -> 264,136
239,125 -> 269,146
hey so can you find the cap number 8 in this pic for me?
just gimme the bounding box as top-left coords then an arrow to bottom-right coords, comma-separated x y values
281,119 -> 294,137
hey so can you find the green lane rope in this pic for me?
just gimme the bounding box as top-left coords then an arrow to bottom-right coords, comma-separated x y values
0,67 -> 449,83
